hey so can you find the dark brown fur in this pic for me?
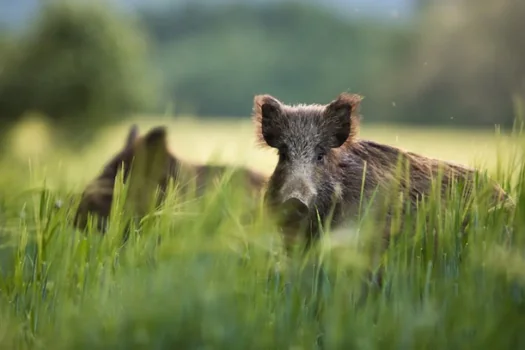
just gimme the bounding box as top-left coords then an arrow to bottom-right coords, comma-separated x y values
73,124 -> 267,232
252,93 -> 512,251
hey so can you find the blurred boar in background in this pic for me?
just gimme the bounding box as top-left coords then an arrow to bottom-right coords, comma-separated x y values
73,124 -> 267,232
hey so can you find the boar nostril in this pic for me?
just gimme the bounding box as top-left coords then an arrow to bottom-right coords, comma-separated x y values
282,197 -> 309,219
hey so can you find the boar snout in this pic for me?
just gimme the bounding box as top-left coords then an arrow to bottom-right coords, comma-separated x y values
281,197 -> 310,221
280,169 -> 316,207
277,176 -> 315,226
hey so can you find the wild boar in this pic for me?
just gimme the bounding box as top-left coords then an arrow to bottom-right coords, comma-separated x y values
252,92 -> 512,252
73,124 -> 267,233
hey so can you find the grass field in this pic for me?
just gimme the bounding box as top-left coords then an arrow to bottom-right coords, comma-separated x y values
0,116 -> 525,349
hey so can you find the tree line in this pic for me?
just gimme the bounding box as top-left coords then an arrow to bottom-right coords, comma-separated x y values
0,0 -> 523,146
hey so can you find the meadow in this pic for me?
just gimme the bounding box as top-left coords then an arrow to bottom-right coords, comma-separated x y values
0,115 -> 524,349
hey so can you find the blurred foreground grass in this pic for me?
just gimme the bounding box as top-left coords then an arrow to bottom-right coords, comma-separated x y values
0,115 -> 524,349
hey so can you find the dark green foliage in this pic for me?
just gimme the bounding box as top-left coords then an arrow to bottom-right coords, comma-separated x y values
138,1 -> 523,128
140,3 -> 407,121
1,1 -> 522,130
2,1 -> 522,131
0,0 -> 159,141
389,0 -> 525,128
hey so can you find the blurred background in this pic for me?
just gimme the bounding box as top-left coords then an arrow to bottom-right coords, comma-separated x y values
0,0 -> 523,189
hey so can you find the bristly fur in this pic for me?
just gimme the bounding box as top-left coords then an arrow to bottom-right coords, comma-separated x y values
254,91 -> 513,294
252,92 -> 363,151
254,91 -> 512,251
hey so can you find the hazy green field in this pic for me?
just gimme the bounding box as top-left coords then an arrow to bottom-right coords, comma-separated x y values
6,116 -> 518,189
0,116 -> 524,349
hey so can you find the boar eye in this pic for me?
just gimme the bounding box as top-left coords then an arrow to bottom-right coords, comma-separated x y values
316,148 -> 327,162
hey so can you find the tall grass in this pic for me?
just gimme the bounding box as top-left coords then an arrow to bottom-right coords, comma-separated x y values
0,120 -> 525,349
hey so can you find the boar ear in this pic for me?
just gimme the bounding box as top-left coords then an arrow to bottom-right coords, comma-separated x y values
135,126 -> 171,180
126,126 -> 171,217
324,93 -> 363,148
125,124 -> 139,149
253,94 -> 283,148
142,126 -> 168,151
